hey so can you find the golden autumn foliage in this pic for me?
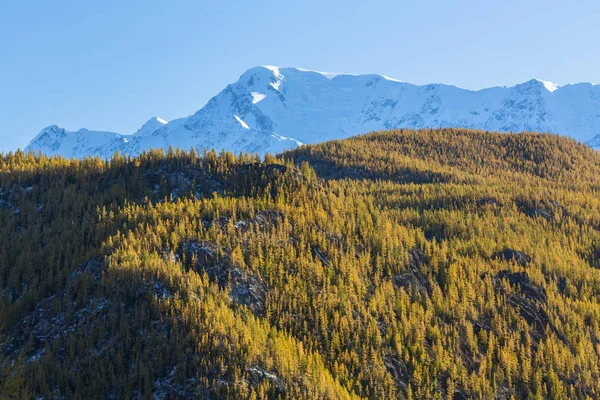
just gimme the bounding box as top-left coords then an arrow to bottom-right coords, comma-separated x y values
1,129 -> 600,399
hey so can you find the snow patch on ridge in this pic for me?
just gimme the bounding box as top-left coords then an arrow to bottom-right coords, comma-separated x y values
263,65 -> 281,75
271,132 -> 303,146
294,67 -> 350,80
156,117 -> 168,124
251,92 -> 266,104
264,65 -> 284,91
294,67 -> 404,83
381,75 -> 403,83
234,115 -> 250,129
535,79 -> 560,93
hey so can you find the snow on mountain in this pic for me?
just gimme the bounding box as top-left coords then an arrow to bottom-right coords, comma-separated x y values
25,66 -> 600,158
535,79 -> 560,93
136,117 -> 168,136
27,125 -> 128,158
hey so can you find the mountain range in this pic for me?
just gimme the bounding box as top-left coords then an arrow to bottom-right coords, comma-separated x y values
25,66 -> 600,158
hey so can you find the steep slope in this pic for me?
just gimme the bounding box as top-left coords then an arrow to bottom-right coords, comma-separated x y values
3,129 -> 600,399
25,67 -> 600,158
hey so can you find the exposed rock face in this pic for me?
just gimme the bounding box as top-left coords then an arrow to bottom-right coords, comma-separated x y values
151,366 -> 204,400
179,241 -> 268,316
202,209 -> 285,231
311,245 -> 331,268
3,258 -> 110,362
246,366 -> 285,394
70,257 -> 105,281
493,249 -> 532,267
393,247 -> 432,296
493,270 -> 559,343
477,197 -> 500,207
504,293 -> 550,342
496,271 -> 547,303
453,390 -> 469,400
523,207 -> 553,221
517,199 -> 569,222
384,351 -> 410,392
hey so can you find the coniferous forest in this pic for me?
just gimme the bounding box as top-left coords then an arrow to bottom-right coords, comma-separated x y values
1,128 -> 600,399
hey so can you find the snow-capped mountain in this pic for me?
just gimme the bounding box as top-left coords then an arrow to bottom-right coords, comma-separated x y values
25,66 -> 600,158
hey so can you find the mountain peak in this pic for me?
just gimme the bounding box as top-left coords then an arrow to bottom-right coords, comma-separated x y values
262,65 -> 284,91
237,66 -> 284,92
135,117 -> 168,136
143,116 -> 168,126
38,124 -> 63,135
534,78 -> 560,92
40,124 -> 61,131
29,125 -> 66,143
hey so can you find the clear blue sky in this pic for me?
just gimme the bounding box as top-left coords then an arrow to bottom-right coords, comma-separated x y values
1,0 -> 599,152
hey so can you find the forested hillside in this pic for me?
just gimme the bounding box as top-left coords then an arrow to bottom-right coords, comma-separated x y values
2,128 -> 600,399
